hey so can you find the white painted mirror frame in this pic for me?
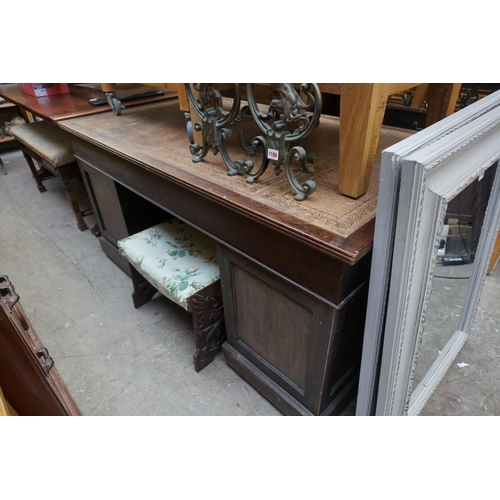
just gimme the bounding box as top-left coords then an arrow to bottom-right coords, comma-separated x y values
356,91 -> 500,416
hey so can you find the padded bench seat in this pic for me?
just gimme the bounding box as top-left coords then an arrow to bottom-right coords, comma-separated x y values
10,121 -> 91,231
118,219 -> 226,372
11,121 -> 75,167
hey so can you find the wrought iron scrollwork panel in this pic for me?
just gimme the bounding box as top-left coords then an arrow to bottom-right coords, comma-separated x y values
245,83 -> 322,201
184,84 -> 254,175
184,83 -> 322,201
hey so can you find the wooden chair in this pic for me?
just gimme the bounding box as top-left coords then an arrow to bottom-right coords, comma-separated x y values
118,218 -> 226,372
10,121 -> 91,231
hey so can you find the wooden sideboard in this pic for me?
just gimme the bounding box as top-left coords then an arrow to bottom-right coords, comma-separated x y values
59,99 -> 412,415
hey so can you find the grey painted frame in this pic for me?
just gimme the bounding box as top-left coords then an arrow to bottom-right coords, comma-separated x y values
356,91 -> 500,416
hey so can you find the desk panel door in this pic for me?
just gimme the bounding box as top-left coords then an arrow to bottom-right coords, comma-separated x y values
218,245 -> 367,416
78,162 -> 132,275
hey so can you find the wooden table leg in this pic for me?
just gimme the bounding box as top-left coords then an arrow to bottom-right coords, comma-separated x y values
59,167 -> 89,232
23,152 -> 50,192
175,84 -> 190,112
487,230 -> 500,275
425,83 -> 461,126
338,83 -> 389,198
411,84 -> 430,108
100,83 -> 121,115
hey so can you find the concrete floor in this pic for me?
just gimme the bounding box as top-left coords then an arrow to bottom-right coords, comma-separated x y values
1,147 -> 499,416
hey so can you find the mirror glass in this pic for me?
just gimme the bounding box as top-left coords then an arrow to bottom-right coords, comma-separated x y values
410,162 -> 498,400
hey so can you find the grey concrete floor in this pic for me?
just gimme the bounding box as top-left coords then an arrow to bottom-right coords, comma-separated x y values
1,147 -> 499,416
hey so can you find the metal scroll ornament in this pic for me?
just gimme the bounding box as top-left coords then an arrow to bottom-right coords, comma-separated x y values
245,83 -> 322,201
184,84 -> 254,176
184,83 -> 322,201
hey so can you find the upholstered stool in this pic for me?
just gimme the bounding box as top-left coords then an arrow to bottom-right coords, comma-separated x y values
118,219 -> 226,372
11,121 -> 91,231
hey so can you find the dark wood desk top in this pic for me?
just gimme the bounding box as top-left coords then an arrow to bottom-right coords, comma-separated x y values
59,101 -> 411,265
0,84 -> 178,123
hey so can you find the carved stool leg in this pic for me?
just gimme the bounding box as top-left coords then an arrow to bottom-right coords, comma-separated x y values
130,267 -> 158,309
187,281 -> 226,372
59,167 -> 88,231
23,152 -> 48,193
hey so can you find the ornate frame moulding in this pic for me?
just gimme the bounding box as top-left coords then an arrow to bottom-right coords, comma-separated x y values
356,90 -> 500,416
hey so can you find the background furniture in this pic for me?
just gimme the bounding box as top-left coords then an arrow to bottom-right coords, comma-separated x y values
316,83 -> 462,198
0,83 -> 178,123
0,99 -> 25,175
0,100 -> 23,147
0,276 -> 80,416
0,385 -> 17,416
0,84 -> 178,233
101,83 -> 187,114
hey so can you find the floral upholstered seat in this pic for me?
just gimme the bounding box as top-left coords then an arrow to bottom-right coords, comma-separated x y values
117,219 -> 220,311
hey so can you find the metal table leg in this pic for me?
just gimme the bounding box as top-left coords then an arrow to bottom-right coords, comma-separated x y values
0,157 -> 7,175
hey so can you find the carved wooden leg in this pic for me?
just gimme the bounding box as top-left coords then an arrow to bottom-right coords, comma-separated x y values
23,152 -> 48,193
59,169 -> 88,231
130,267 -> 158,309
411,84 -> 429,108
187,281 -> 226,372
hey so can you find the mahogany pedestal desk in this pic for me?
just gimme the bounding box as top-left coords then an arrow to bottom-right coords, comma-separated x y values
58,100 -> 410,416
